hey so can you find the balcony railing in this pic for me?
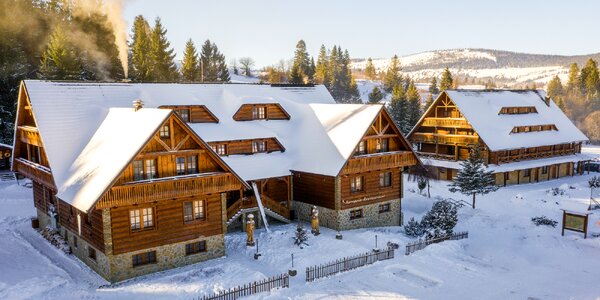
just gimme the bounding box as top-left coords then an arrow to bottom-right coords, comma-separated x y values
13,157 -> 55,188
411,133 -> 479,145
496,149 -> 577,164
18,126 -> 43,147
416,151 -> 456,161
226,194 -> 290,221
421,118 -> 471,128
341,151 -> 417,175
96,172 -> 242,209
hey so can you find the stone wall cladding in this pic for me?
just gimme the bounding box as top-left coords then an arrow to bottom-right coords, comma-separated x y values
294,200 -> 400,231
62,226 -> 112,279
108,234 -> 225,282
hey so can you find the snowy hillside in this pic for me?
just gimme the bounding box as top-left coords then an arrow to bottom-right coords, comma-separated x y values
352,48 -> 600,85
1,146 -> 600,299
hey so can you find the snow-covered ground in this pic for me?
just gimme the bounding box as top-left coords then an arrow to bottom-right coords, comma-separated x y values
2,149 -> 600,299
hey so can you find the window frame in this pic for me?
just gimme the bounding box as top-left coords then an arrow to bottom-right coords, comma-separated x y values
185,241 -> 207,256
350,176 -> 364,193
356,140 -> 366,155
216,144 -> 227,155
349,209 -> 363,220
179,108 -> 191,122
88,247 -> 97,262
159,124 -> 170,138
541,166 -> 548,174
252,140 -> 267,153
379,203 -> 391,213
183,200 -> 206,223
253,106 -> 267,120
132,251 -> 157,267
130,207 -> 155,232
379,172 -> 392,188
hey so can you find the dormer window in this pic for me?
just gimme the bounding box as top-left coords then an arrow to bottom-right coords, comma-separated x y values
159,125 -> 170,138
252,140 -> 267,153
180,109 -> 190,122
253,106 -> 266,119
216,144 -> 227,155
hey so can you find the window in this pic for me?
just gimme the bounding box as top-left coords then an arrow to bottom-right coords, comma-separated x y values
350,176 -> 364,193
73,236 -> 78,248
176,157 -> 186,175
376,138 -> 389,153
133,159 -> 157,181
523,169 -> 531,177
132,251 -> 157,267
88,247 -> 97,261
252,140 -> 267,153
216,144 -> 227,155
64,231 -> 69,243
379,172 -> 392,188
159,125 -> 170,138
180,109 -> 190,122
130,207 -> 154,231
29,144 -> 41,164
183,200 -> 205,222
356,141 -> 366,155
185,241 -> 207,255
541,166 -> 548,174
350,209 -> 363,220
187,155 -> 198,174
379,203 -> 391,213
253,106 -> 266,119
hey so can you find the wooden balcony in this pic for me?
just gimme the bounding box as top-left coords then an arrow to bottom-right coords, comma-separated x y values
411,133 -> 479,145
421,118 -> 471,128
18,126 -> 43,147
497,149 -> 577,164
416,151 -> 456,161
341,151 -> 417,175
13,157 -> 55,188
96,172 -> 242,209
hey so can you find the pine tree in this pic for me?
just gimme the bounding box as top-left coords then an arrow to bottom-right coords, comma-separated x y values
39,26 -> 82,80
306,57 -> 316,83
404,217 -> 425,237
406,80 -> 421,132
439,67 -> 453,91
420,200 -> 458,238
290,39 -> 311,83
557,98 -> 566,112
130,15 -> 152,81
314,45 -> 329,85
566,63 -> 580,96
429,77 -> 439,96
424,94 -> 434,112
200,39 -> 230,82
289,64 -> 303,84
546,75 -> 563,100
383,55 -> 402,93
368,86 -> 384,104
180,38 -> 200,82
388,84 -> 409,133
449,146 -> 498,209
365,57 -> 377,80
149,17 -> 178,82
583,59 -> 600,99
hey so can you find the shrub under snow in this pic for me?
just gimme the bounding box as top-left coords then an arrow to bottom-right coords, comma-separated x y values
531,216 -> 558,228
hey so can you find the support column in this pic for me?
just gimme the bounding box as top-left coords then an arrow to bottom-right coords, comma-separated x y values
102,209 -> 113,256
221,193 -> 227,234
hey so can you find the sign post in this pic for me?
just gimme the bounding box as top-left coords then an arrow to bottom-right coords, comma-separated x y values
561,210 -> 590,239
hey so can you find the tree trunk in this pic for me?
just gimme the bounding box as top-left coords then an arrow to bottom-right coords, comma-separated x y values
427,181 -> 431,198
472,194 -> 476,209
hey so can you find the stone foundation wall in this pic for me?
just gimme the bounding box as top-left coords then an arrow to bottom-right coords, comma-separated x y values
62,226 -> 112,279
108,234 -> 225,282
293,200 -> 401,231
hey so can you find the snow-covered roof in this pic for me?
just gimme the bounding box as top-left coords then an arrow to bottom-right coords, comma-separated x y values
22,81 -> 388,205
443,90 -> 588,151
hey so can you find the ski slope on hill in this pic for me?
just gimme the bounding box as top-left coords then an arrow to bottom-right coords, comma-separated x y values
1,146 -> 599,299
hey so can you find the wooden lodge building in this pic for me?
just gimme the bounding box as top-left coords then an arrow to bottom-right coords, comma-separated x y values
13,80 -> 418,282
407,89 -> 591,185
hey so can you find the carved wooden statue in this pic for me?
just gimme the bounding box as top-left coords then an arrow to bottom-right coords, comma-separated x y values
246,213 -> 255,246
311,206 -> 320,235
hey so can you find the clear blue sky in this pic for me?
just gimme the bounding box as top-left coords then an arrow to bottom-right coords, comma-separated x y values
123,0 -> 600,67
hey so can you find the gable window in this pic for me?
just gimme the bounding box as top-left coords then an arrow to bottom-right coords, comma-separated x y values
130,207 -> 154,231
252,140 -> 267,153
176,156 -> 198,175
216,144 -> 227,155
379,172 -> 392,188
185,241 -> 207,255
159,125 -> 170,138
356,140 -> 366,155
132,251 -> 157,267
253,106 -> 267,119
134,159 -> 157,181
179,109 -> 190,122
145,159 -> 157,179
183,200 -> 205,223
187,155 -> 198,174
381,138 -> 389,152
350,176 -> 364,193
176,157 -> 186,175
350,209 -> 363,220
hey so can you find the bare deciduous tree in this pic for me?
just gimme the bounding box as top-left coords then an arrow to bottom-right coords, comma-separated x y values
238,57 -> 255,77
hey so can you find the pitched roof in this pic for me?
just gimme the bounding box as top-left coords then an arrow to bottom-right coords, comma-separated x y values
417,90 -> 588,151
22,81 -> 391,187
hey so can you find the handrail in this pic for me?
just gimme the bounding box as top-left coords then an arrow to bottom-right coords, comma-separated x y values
343,151 -> 417,175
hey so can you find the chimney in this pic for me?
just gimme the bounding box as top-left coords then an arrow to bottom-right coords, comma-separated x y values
133,99 -> 143,111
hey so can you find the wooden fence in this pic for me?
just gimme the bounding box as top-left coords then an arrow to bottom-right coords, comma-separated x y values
405,231 -> 468,256
198,273 -> 289,300
306,248 -> 395,282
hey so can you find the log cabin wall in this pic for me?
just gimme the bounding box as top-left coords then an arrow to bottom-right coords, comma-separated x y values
233,103 -> 290,121
110,193 -> 222,255
339,168 -> 402,210
58,199 -> 105,252
292,171 -> 336,210
208,138 -> 285,156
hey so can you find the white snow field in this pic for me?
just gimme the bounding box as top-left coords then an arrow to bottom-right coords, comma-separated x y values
2,156 -> 600,299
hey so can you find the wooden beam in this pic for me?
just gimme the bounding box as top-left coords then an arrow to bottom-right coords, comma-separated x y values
173,135 -> 190,151
153,136 -> 172,152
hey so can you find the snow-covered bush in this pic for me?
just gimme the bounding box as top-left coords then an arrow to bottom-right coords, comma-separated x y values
531,216 -> 558,227
421,200 -> 458,239
548,187 -> 566,196
386,241 -> 400,249
404,217 -> 425,237
589,176 -> 600,189
293,225 -> 308,247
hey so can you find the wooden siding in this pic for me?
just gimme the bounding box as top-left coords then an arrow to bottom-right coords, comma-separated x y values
340,168 -> 402,210
207,138 -> 285,156
292,172 -> 336,210
233,103 -> 290,121
110,193 -> 222,255
14,158 -> 55,189
58,199 -> 105,252
159,105 -> 218,123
